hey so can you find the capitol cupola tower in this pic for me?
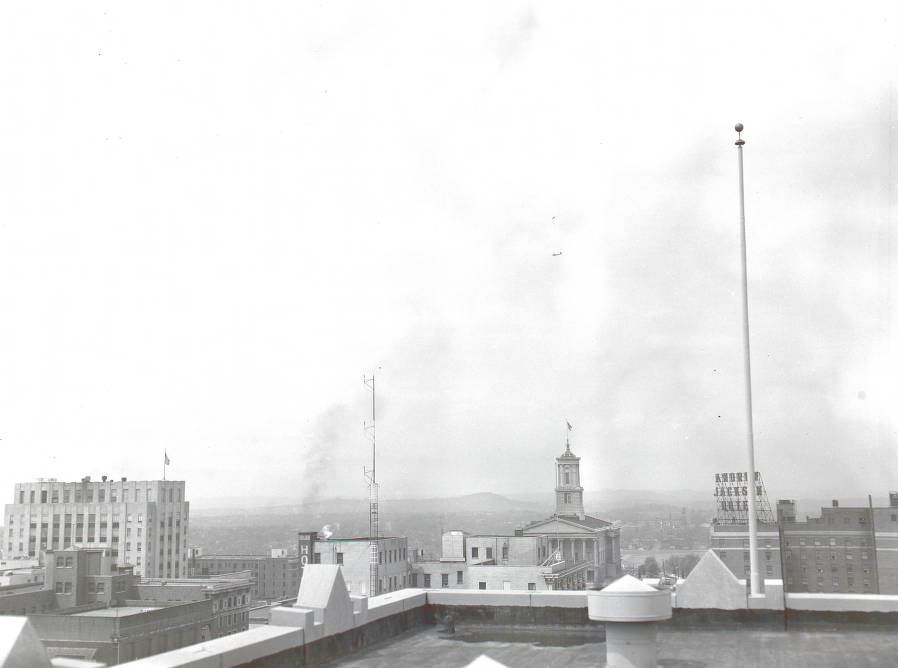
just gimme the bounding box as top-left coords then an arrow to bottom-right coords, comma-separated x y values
555,435 -> 585,520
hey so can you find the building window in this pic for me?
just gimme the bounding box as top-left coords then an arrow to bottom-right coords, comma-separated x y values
479,581 -> 486,590
472,547 -> 479,558
528,583 -> 536,591
336,552 -> 343,565
441,573 -> 449,588
423,574 -> 431,588
486,548 -> 493,560
64,582 -> 72,593
457,571 -> 463,584
55,583 -> 63,593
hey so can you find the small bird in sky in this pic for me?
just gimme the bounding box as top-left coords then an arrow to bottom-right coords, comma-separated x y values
552,252 -> 562,257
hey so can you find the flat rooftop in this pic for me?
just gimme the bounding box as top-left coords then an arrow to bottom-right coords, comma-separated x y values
325,623 -> 898,668
74,606 -> 161,617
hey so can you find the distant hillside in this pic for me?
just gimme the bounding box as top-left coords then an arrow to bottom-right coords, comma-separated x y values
191,491 -> 542,517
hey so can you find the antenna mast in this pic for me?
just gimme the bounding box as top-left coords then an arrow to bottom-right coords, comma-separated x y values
363,374 -> 379,597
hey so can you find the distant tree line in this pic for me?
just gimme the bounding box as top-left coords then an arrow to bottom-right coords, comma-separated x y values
637,553 -> 700,579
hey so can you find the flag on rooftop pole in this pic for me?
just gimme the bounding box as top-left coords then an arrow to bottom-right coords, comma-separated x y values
566,420 -> 573,431
165,451 -> 170,466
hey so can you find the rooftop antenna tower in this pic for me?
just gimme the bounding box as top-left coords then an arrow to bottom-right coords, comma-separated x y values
735,123 -> 761,596
363,373 -> 379,597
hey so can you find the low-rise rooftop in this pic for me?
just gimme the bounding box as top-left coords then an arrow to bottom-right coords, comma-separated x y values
72,606 -> 162,617
325,624 -> 898,668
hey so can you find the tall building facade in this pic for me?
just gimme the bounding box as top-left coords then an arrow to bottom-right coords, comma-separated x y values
4,477 -> 189,579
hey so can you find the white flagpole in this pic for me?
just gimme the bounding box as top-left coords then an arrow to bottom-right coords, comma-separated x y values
735,123 -> 761,596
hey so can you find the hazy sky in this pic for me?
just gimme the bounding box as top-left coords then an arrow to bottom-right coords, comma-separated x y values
1,2 -> 895,507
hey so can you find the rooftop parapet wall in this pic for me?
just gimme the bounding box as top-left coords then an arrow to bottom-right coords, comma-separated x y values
51,576 -> 898,667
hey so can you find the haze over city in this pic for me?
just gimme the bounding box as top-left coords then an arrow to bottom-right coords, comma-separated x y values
1,2 -> 895,505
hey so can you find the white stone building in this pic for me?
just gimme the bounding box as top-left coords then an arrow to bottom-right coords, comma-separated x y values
4,477 -> 189,579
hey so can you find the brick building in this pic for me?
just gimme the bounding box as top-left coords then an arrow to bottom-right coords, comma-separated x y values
711,493 -> 898,594
188,550 -> 300,603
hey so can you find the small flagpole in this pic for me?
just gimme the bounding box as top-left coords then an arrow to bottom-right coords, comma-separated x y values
163,450 -> 167,481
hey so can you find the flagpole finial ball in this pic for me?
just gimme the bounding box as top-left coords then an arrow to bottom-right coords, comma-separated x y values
735,123 -> 744,133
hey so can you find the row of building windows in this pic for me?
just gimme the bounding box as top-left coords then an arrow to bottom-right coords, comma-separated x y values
9,512 -> 186,526
471,546 -> 510,560
18,486 -> 184,504
477,582 -> 537,590
377,548 -> 407,564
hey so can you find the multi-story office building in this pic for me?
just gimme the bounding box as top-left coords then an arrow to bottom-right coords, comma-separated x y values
188,549 -> 300,602
4,476 -> 189,579
297,532 -> 409,596
711,493 -> 898,594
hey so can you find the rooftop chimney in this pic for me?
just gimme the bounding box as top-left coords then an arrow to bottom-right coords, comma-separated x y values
889,491 -> 898,508
832,500 -> 839,507
102,475 -> 107,482
121,477 -> 127,482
